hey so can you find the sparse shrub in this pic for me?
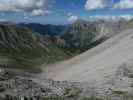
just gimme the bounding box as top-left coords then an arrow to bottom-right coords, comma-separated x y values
116,62 -> 133,78
63,88 -> 81,98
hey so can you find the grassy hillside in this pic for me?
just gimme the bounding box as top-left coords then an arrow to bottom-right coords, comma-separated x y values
0,24 -> 70,69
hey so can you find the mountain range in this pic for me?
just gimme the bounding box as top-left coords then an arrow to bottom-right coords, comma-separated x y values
0,18 -> 131,69
19,23 -> 69,36
19,19 -> 128,54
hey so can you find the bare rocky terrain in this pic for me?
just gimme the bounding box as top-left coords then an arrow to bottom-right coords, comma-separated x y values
1,65 -> 133,100
0,68 -> 100,100
0,20 -> 133,100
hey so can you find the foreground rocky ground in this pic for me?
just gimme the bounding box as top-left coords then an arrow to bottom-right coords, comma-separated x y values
0,68 -> 96,100
1,66 -> 133,100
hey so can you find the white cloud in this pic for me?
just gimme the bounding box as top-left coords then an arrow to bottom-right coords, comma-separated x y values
114,0 -> 133,9
31,9 -> 51,16
0,0 -> 51,16
68,15 -> 78,23
0,19 -> 6,22
85,0 -> 108,10
89,15 -> 133,21
23,13 -> 29,19
85,0 -> 133,11
120,15 -> 133,20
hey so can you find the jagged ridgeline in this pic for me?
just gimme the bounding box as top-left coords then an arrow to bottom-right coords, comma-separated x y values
61,19 -> 106,54
0,24 -> 69,68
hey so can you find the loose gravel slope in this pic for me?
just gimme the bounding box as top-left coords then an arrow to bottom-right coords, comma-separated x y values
41,29 -> 133,85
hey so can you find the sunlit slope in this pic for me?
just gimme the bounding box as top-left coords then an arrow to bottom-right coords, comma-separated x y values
44,29 -> 133,84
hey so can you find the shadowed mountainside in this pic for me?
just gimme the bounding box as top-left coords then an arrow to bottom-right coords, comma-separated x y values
0,24 -> 70,70
19,23 -> 69,36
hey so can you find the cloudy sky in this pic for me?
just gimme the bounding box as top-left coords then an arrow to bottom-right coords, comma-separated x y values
0,0 -> 133,24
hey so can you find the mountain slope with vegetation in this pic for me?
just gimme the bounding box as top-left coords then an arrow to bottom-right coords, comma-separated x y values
0,24 -> 70,69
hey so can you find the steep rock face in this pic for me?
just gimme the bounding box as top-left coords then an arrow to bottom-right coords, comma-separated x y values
59,19 -> 129,54
60,19 -> 116,53
61,20 -> 99,53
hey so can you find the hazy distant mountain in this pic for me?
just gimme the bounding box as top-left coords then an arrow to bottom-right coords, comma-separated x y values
0,21 -> 16,26
60,19 -> 100,53
19,18 -> 127,38
19,23 -> 69,36
59,19 -> 127,53
18,19 -> 129,55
